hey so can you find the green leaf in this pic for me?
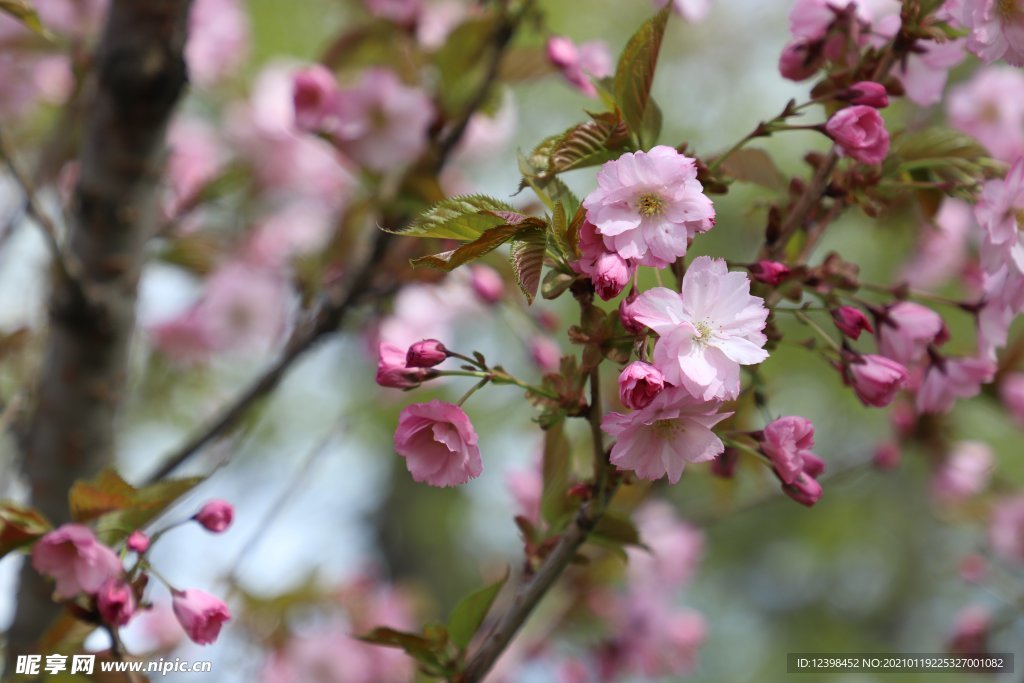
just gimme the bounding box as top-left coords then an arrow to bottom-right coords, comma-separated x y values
613,8 -> 670,146
447,568 -> 510,650
411,218 -> 546,272
0,501 -> 51,560
591,510 -> 643,549
541,421 -> 573,527
0,0 -> 50,38
717,147 -> 787,192
400,195 -> 523,240
549,112 -> 630,175
69,470 -> 136,523
508,227 -> 546,304
433,16 -> 500,114
358,627 -> 442,666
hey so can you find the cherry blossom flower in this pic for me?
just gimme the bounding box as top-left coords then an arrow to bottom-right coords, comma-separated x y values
546,36 -> 612,98
572,220 -> 636,301
978,263 -> 1024,357
975,158 -> 1024,275
98,579 -> 136,627
469,265 -> 505,305
611,595 -> 706,678
901,198 -> 975,290
1000,372 -> 1024,424
505,463 -> 542,524
194,261 -> 290,355
932,441 -> 994,502
948,65 -> 1024,163
529,336 -> 562,373
618,361 -> 665,410
749,260 -> 791,286
877,301 -> 948,368
31,525 -> 122,600
187,0 -> 249,87
654,0 -> 713,23
844,354 -> 909,407
376,342 -> 434,389
956,0 -> 1024,66
627,501 -> 704,589
916,357 -> 995,414
825,105 -> 890,165
583,146 -> 715,268
292,64 -> 341,133
894,39 -> 965,106
630,257 -> 768,400
172,589 -> 231,645
832,305 -> 874,340
844,81 -> 889,108
394,401 -> 482,487
761,416 -> 818,485
406,339 -> 448,368
602,387 -> 730,484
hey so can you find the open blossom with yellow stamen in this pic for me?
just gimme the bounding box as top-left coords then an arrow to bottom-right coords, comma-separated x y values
582,146 -> 714,268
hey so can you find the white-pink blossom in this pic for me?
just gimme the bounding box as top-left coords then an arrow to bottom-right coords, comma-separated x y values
601,387 -> 730,484
630,257 -> 769,400
956,0 -> 1024,65
975,158 -> 1024,275
916,357 -> 995,414
654,0 -> 712,22
948,65 -> 1024,163
187,0 -> 249,87
932,441 -> 994,502
583,146 -> 715,268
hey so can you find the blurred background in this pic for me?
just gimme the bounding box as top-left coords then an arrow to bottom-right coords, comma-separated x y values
0,0 -> 1022,681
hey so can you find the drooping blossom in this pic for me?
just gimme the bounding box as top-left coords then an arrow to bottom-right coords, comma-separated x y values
653,0 -> 712,23
187,0 -> 249,87
956,0 -> 1024,66
376,342 -> 435,389
97,579 -> 136,627
761,416 -> 818,485
583,146 -> 715,268
172,589 -> 231,645
332,68 -> 433,172
877,301 -> 948,368
626,501 -> 704,589
1000,372 -> 1024,424
844,354 -> 909,407
932,441 -> 994,502
546,36 -> 613,98
948,65 -> 1024,163
916,357 -> 995,414
975,158 -> 1024,275
825,105 -> 890,165
194,500 -> 234,533
602,387 -> 730,484
832,305 -> 874,340
406,339 -> 448,368
630,257 -> 769,400
990,495 -> 1024,563
394,401 -> 482,487
618,361 -> 665,410
31,525 -> 122,600
572,220 -> 636,301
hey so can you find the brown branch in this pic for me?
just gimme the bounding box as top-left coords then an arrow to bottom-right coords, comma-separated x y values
7,0 -> 193,665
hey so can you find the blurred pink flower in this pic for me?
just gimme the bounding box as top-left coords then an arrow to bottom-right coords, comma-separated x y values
149,309 -> 218,364
618,361 -> 665,410
627,501 -> 704,589
825,105 -> 890,164
546,36 -> 612,98
956,0 -> 1024,65
761,416 -> 817,485
894,39 -> 965,106
246,201 -> 337,268
654,0 -> 712,22
602,387 -> 729,484
196,261 -> 290,354
902,198 -> 974,290
1000,372 -> 1024,423
990,495 -> 1024,562
194,500 -> 234,533
165,117 -> 226,219
948,65 -> 1024,163
877,301 -> 948,368
529,336 -> 562,373
505,463 -> 542,524
469,265 -> 505,305
844,354 -> 909,407
172,589 -> 231,645
978,263 -> 1024,358
263,630 -> 375,683
187,0 -> 249,87
832,305 -> 874,340
916,357 -> 995,414
572,220 -> 636,301
947,604 -> 990,654
778,38 -> 821,81
417,1 -> 466,49
333,68 -> 433,172
376,342 -> 433,389
31,524 -> 122,600
365,0 -> 420,23
932,441 -> 994,502
394,401 -> 482,487
975,158 -> 1024,275
292,64 -> 341,133
583,146 -> 715,268
631,257 -> 768,400
613,596 -> 706,678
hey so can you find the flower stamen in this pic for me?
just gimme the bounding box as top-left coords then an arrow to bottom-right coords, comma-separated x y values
637,192 -> 665,217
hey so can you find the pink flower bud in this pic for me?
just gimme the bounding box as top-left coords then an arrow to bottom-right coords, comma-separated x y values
844,81 -> 889,108
172,588 -> 231,645
376,342 -> 433,389
782,473 -> 823,507
618,361 -> 665,410
126,531 -> 150,554
470,265 -> 505,305
194,500 -> 234,533
844,354 -> 909,407
292,65 -> 339,133
546,35 -> 579,70
761,416 -> 816,485
619,290 -> 646,335
749,260 -> 790,285
529,336 -> 561,373
395,401 -> 482,487
832,305 -> 874,340
801,452 -> 826,479
947,605 -> 989,655
592,252 -> 632,301
406,339 -> 447,368
825,105 -> 890,165
31,524 -> 122,600
97,578 -> 136,627
873,441 -> 901,470
778,39 -> 820,81
710,448 -> 739,478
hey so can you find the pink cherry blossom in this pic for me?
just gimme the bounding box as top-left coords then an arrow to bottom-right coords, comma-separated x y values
877,301 -> 948,368
583,146 -> 715,268
630,257 -> 769,400
612,596 -> 706,678
844,354 -> 909,407
505,464 -> 542,524
394,401 -> 482,487
619,290 -> 646,335
894,39 -> 965,106
98,579 -> 136,627
956,0 -> 1024,65
832,305 -> 874,340
376,342 -> 434,389
546,36 -> 612,98
845,81 -> 889,108
618,361 -> 665,410
292,64 -> 340,133
365,0 -> 420,23
194,261 -> 290,355
782,472 -> 823,506
333,68 -> 433,172
172,589 -> 231,645
948,65 -> 1024,163
761,416 -> 817,485
187,0 -> 249,87
916,356 -> 995,414
246,201 -> 337,268
601,387 -> 730,484
825,105 -> 890,165
194,500 -> 234,533
749,260 -> 791,285
627,501 -> 704,589
149,309 -> 218,364
975,158 -> 1024,275
165,117 -> 226,219
932,441 -> 994,502
788,0 -> 841,41
1000,372 -> 1024,424
126,531 -> 150,554
778,39 -> 821,81
417,1 -> 466,49
990,495 -> 1024,562
262,630 -> 375,683
406,339 -> 448,368
31,524 -> 122,600
572,220 -> 636,301
654,0 -> 712,22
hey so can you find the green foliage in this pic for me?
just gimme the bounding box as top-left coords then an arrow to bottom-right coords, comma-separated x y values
717,147 -> 788,192
548,112 -> 631,175
613,7 -> 670,147
541,421 -> 575,529
0,0 -> 50,38
884,127 -> 1000,192
446,568 -> 510,650
508,228 -> 547,304
0,501 -> 51,560
400,195 -> 523,240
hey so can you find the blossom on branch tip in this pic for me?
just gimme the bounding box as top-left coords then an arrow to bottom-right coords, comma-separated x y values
376,342 -> 435,389
832,305 -> 873,340
618,361 -> 665,410
406,339 -> 448,368
825,105 -> 890,165
172,589 -> 231,645
631,257 -> 769,401
98,579 -> 136,627
761,416 -> 818,485
749,260 -> 790,286
572,220 -> 636,301
31,524 -> 122,600
602,387 -> 730,484
843,353 -> 909,407
394,401 -> 482,487
877,301 -> 948,368
195,500 -> 234,533
583,146 -> 715,268
126,531 -> 150,554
